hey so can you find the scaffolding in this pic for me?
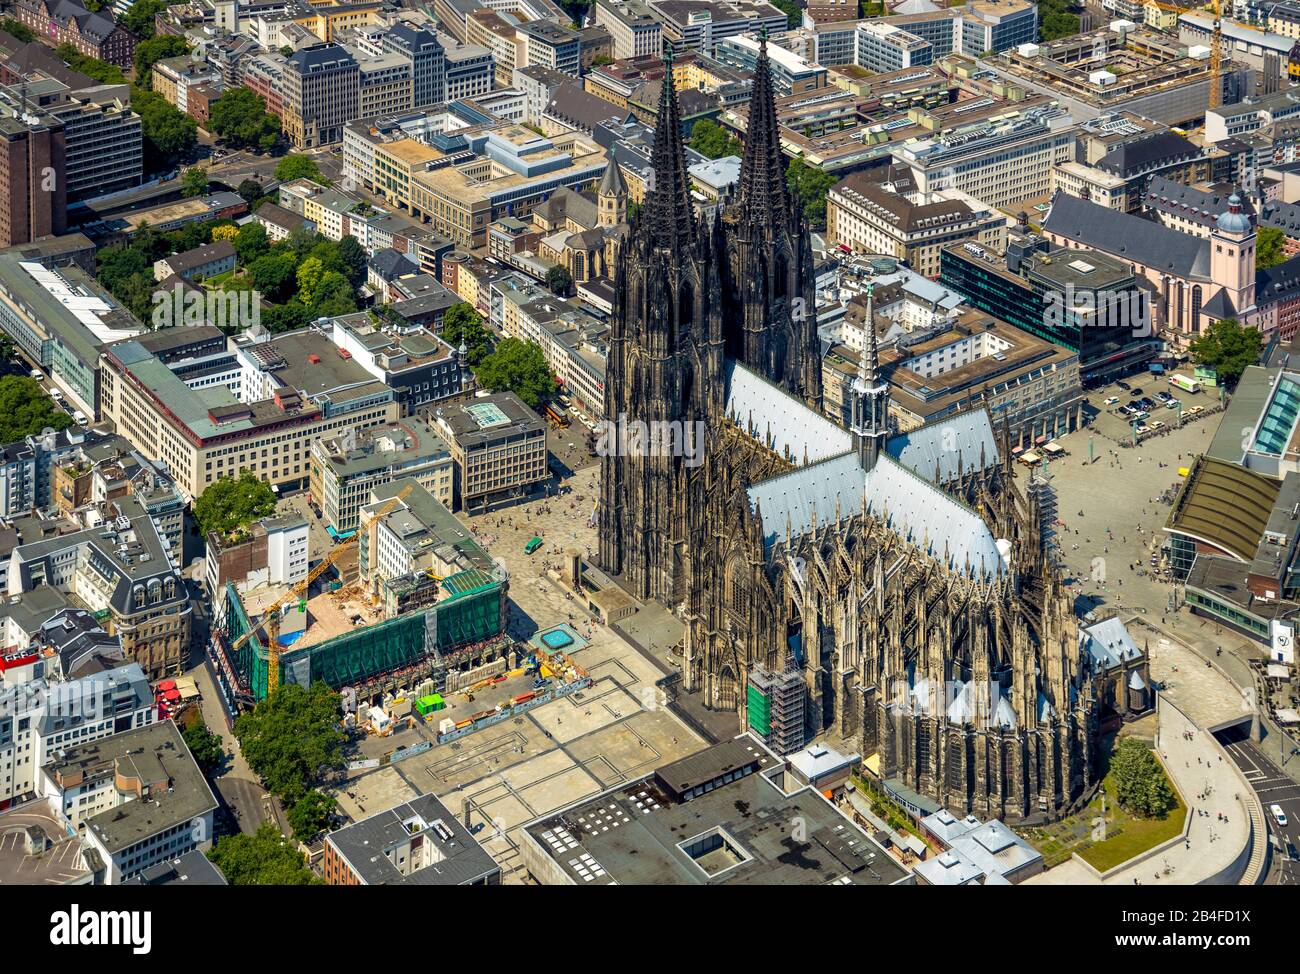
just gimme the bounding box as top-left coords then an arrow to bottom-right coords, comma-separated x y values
747,655 -> 806,755
224,569 -> 506,703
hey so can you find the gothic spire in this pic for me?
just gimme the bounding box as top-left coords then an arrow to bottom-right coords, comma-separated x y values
859,285 -> 879,385
737,28 -> 789,229
646,44 -> 695,254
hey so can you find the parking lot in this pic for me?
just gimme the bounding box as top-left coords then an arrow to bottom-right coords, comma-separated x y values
1085,372 -> 1222,446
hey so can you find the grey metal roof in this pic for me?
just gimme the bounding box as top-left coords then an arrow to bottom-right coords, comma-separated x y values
724,360 -> 852,465
885,409 -> 1000,485
1044,193 -> 1210,279
1079,616 -> 1143,672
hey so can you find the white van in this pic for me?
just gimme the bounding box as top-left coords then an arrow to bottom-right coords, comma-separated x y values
72,410 -> 88,426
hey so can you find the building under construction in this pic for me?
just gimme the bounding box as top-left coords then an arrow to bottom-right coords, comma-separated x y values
214,566 -> 507,705
746,658 -> 806,756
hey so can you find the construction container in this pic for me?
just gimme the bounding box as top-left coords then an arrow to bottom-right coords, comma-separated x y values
513,692 -> 536,706
415,693 -> 445,716
454,718 -> 473,730
439,717 -> 455,735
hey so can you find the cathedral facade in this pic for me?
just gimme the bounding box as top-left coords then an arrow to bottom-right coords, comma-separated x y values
598,42 -> 1098,822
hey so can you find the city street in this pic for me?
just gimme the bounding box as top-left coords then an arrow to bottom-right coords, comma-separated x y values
1216,724 -> 1300,885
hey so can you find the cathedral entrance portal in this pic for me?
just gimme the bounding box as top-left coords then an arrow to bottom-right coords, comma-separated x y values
716,665 -> 739,711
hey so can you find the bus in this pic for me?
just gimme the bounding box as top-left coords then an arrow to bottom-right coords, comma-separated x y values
524,537 -> 543,555
1169,374 -> 1200,393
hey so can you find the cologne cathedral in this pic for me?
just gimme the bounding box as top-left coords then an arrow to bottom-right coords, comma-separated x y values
598,41 -> 1097,822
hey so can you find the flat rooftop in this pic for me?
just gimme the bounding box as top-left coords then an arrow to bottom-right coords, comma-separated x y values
524,740 -> 909,886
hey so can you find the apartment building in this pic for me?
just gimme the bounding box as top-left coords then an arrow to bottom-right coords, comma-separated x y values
8,505 -> 191,678
13,0 -> 135,66
382,21 -> 447,108
494,274 -> 608,417
99,326 -> 399,501
282,43 -> 359,149
0,256 -> 144,417
891,105 -> 1076,210
0,662 -> 153,809
517,19 -> 582,78
41,720 -> 217,884
0,96 -> 65,249
432,393 -> 547,511
310,418 -> 454,531
595,0 -> 662,59
152,57 -> 223,117
408,127 -> 609,248
827,166 -> 1007,278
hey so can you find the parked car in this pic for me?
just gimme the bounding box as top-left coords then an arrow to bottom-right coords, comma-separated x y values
1166,399 -> 1181,410
1135,425 -> 1152,435
1271,803 -> 1289,828
1103,396 -> 1120,406
1117,380 -> 1132,391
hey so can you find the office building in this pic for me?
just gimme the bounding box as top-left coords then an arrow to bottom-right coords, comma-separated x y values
432,393 -> 547,511
282,43 -> 359,149
595,0 -> 662,59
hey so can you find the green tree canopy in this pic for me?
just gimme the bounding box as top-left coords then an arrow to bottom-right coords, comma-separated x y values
689,118 -> 741,160
233,682 -> 345,805
134,34 -> 188,84
287,789 -> 338,841
786,157 -> 837,228
181,166 -> 209,198
1257,225 -> 1287,270
1189,317 -> 1262,386
2,18 -> 35,42
207,823 -> 320,885
237,178 -> 265,203
274,154 -> 327,185
1110,737 -> 1178,818
248,252 -> 298,301
0,376 -> 73,441
545,264 -> 573,296
182,715 -> 225,772
209,87 -> 282,152
1039,0 -> 1079,42
336,235 -> 367,288
441,302 -> 493,367
234,222 -> 269,265
475,337 -> 555,408
57,45 -> 126,84
133,86 -> 198,170
193,470 -> 277,538
123,0 -> 167,38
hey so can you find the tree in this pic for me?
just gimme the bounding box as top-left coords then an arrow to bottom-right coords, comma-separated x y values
274,154 -> 327,185
336,235 -> 367,288
234,222 -> 269,265
0,376 -> 73,441
440,302 -> 493,366
1039,0 -> 1079,43
211,224 -> 238,243
770,0 -> 799,29
2,18 -> 35,42
287,789 -> 337,841
1110,737 -> 1177,818
296,256 -> 326,305
248,252 -> 298,301
181,166 -> 209,198
1189,317 -> 1262,386
123,0 -> 168,39
209,87 -> 282,152
133,87 -> 198,170
233,682 -> 345,805
182,716 -> 225,772
207,824 -> 320,885
134,34 -> 188,84
545,264 -> 573,296
193,469 -> 277,538
786,157 -> 837,228
475,337 -> 555,408
689,118 -> 741,160
1257,226 -> 1287,270
237,178 -> 264,203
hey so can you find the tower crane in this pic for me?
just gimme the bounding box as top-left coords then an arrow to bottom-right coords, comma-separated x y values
229,483 -> 415,697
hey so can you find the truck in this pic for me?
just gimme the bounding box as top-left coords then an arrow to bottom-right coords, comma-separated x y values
1168,374 -> 1200,393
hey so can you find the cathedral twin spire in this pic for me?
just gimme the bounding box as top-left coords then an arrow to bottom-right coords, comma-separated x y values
645,44 -> 696,255
737,29 -> 791,230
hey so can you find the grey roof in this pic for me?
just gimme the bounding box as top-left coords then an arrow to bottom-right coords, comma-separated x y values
123,850 -> 228,885
1207,365 -> 1278,462
1143,175 -> 1253,230
1044,193 -> 1209,279
598,153 -> 628,198
724,361 -> 852,465
885,409 -> 1000,484
326,793 -> 500,885
45,720 -> 217,855
1079,616 -> 1143,671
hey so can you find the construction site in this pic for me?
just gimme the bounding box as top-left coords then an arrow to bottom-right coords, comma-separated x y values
984,19 -> 1242,126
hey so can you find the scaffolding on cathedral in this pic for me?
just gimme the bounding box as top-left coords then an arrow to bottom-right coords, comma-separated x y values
747,655 -> 807,755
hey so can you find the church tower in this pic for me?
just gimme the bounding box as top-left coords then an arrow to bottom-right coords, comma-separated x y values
1208,194 -> 1256,319
599,45 -> 725,605
597,154 -> 627,228
723,30 -> 822,407
850,287 -> 890,470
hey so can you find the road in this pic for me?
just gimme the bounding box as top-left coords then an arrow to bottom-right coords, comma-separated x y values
1215,724 -> 1300,885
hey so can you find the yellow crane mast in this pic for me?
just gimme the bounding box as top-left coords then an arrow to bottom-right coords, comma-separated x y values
230,483 -> 415,697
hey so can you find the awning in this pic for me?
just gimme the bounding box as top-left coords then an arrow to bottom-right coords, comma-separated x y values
156,680 -> 177,691
1020,450 -> 1041,464
1035,434 -> 1049,444
1043,442 -> 1064,455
